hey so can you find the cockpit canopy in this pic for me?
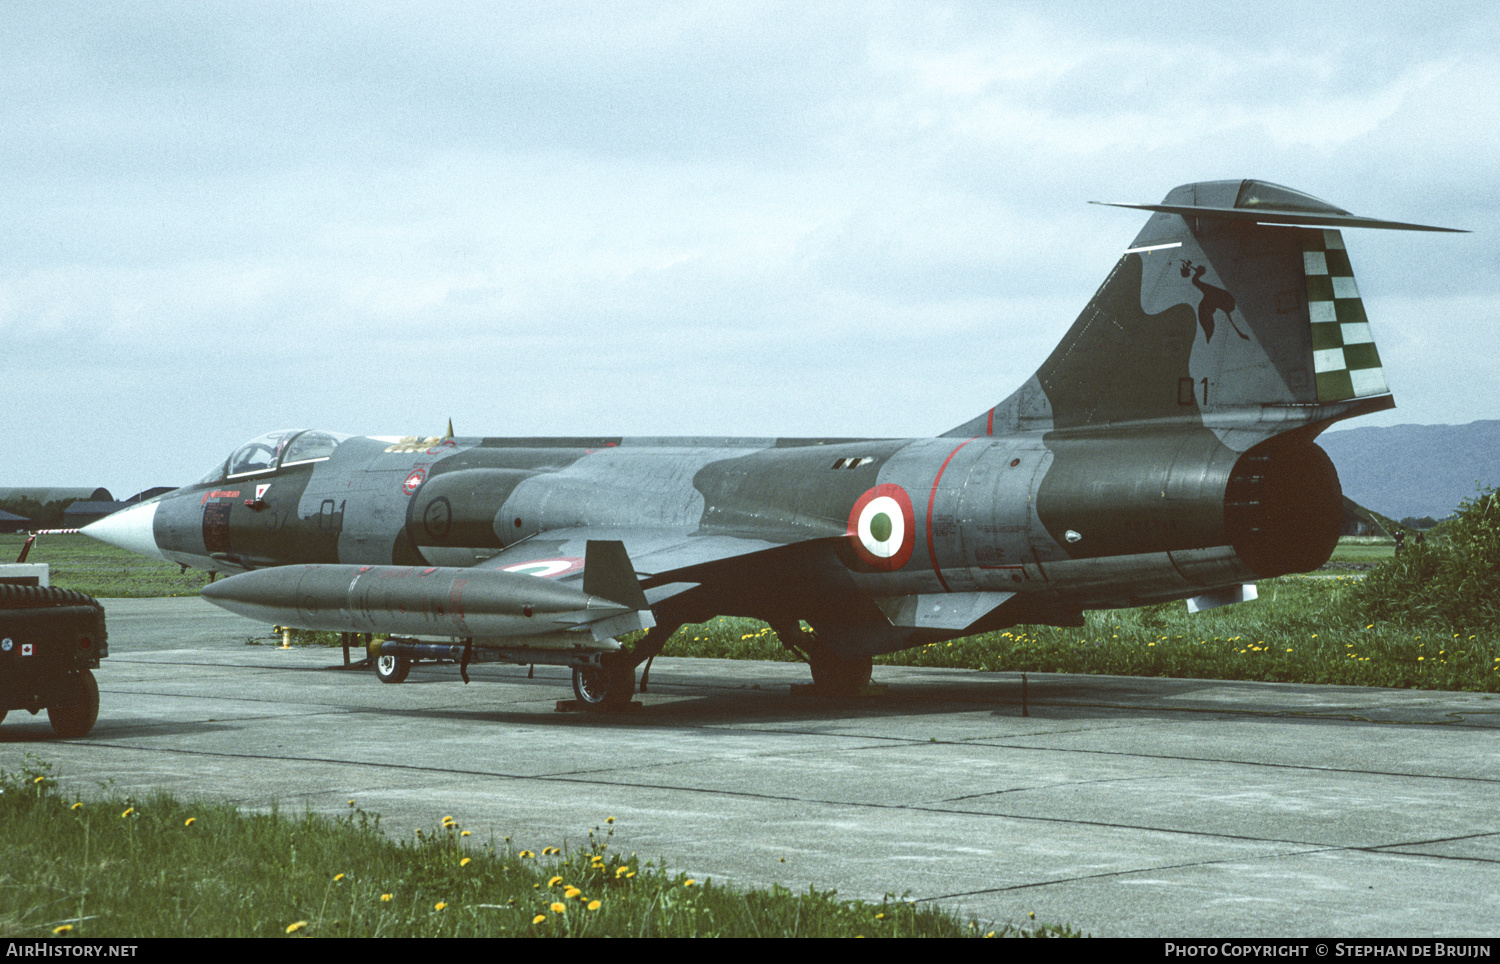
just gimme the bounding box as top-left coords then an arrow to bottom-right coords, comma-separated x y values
199,430 -> 352,484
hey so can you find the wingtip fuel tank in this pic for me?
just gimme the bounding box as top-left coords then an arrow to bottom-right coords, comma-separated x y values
200,561 -> 653,650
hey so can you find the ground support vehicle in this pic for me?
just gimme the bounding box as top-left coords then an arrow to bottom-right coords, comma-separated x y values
0,585 -> 108,737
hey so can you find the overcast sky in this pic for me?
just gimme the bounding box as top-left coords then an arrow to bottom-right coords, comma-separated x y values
3,2 -> 1496,498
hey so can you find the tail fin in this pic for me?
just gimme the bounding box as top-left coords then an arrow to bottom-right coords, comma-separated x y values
948,179 -> 1460,441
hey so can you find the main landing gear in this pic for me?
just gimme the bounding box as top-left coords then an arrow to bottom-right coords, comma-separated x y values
809,651 -> 874,697
768,620 -> 874,697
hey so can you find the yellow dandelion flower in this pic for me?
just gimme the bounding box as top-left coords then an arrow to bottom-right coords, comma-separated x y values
519,850 -> 534,858
434,902 -> 447,911
551,902 -> 567,914
334,873 -> 345,881
565,886 -> 582,899
606,816 -> 615,824
184,816 -> 195,826
348,799 -> 355,806
52,925 -> 73,935
381,894 -> 393,902
548,875 -> 563,887
588,899 -> 602,911
460,830 -> 471,837
33,776 -> 44,784
71,802 -> 83,811
120,807 -> 134,818
684,879 -> 696,887
460,857 -> 471,867
615,866 -> 629,878
533,914 -> 546,924
286,921 -> 307,934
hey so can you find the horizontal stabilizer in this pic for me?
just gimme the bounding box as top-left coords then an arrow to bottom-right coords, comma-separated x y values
1090,201 -> 1465,233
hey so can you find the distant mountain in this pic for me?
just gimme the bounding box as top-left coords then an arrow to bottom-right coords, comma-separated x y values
1318,420 -> 1500,522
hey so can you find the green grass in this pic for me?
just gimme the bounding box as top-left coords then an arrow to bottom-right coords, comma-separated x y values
0,759 -> 1076,939
1,533 -> 210,598
1325,536 -> 1396,567
668,574 -> 1500,692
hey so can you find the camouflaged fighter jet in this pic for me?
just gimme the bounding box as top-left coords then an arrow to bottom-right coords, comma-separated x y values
83,179 -> 1461,710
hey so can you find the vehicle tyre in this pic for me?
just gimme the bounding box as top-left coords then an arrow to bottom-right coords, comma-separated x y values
375,654 -> 411,684
47,669 -> 99,738
809,652 -> 873,697
571,658 -> 634,711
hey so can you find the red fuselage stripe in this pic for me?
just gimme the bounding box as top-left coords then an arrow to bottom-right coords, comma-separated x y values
926,437 -> 977,593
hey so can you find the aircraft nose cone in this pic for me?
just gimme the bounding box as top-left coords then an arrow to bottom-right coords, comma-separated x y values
82,500 -> 166,561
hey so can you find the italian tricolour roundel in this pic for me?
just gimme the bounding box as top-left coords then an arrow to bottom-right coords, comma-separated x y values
847,484 -> 915,571
502,557 -> 585,579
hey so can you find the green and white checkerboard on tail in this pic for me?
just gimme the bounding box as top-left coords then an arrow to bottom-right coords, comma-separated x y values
1304,229 -> 1388,402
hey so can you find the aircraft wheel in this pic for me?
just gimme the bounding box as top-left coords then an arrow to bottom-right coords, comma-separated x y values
47,669 -> 100,738
375,654 -> 411,684
572,658 -> 634,711
809,652 -> 873,697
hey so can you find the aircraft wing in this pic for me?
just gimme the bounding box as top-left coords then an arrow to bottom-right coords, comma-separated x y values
468,528 -> 1018,634
467,526 -> 808,603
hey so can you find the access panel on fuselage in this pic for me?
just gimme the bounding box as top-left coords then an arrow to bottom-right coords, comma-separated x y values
951,439 -> 1051,592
